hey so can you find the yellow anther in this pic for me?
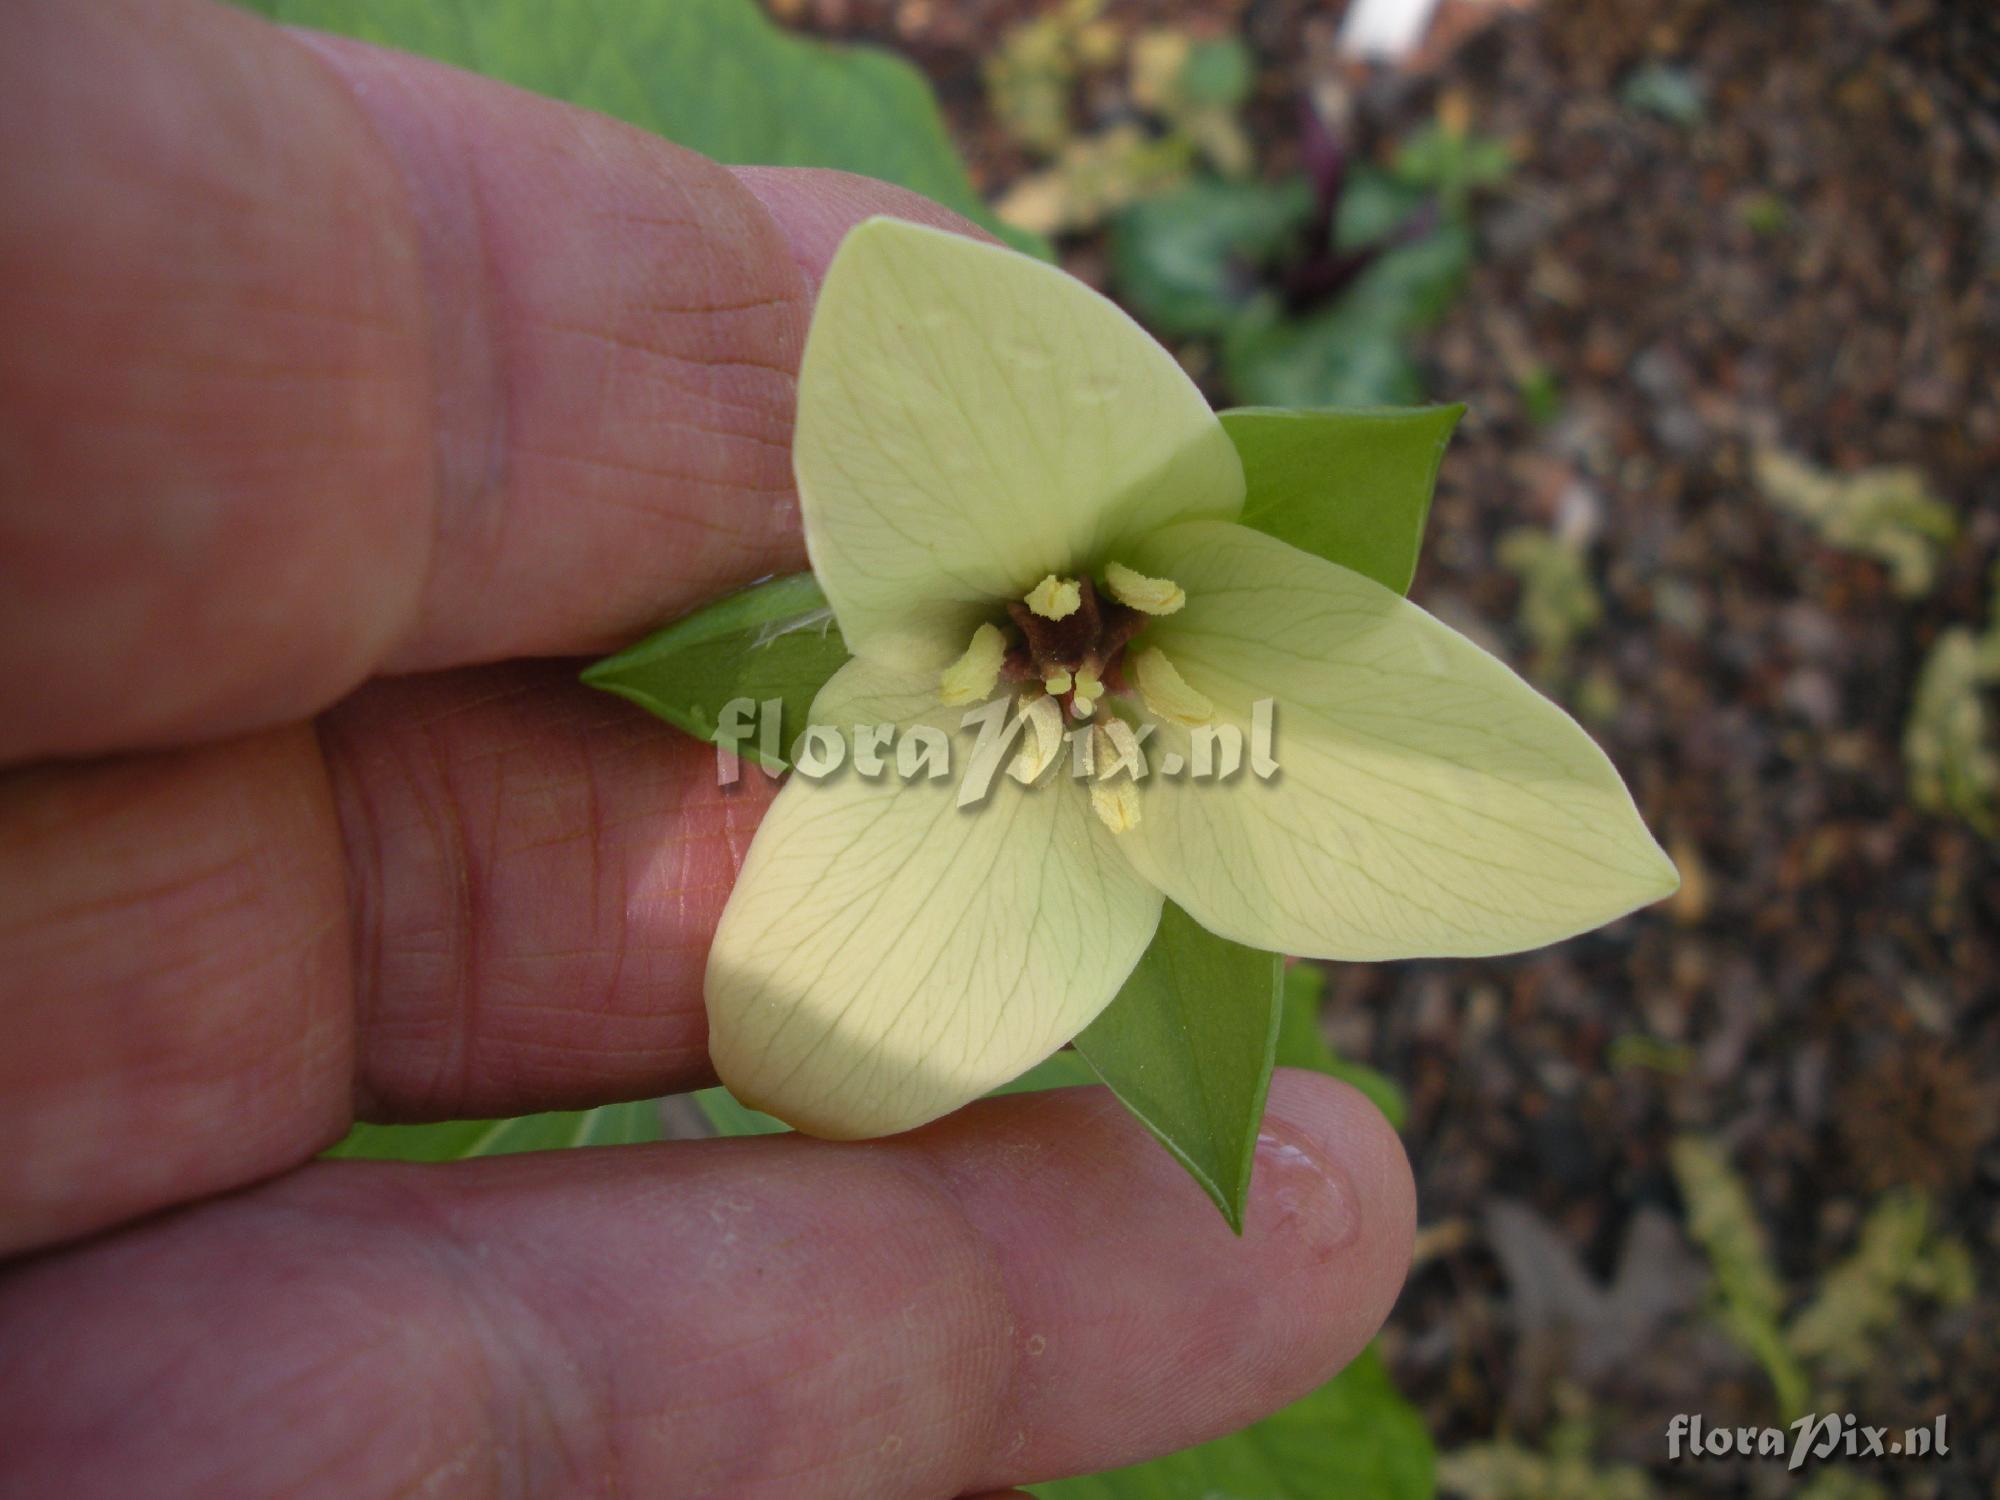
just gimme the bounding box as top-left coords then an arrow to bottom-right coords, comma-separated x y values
1087,722 -> 1143,832
1043,668 -> 1073,695
1009,692 -> 1065,784
1024,574 -> 1082,620
939,622 -> 1006,706
1104,561 -> 1185,615
1090,778 -> 1141,834
1131,648 -> 1213,726
1097,717 -> 1143,773
1070,664 -> 1105,718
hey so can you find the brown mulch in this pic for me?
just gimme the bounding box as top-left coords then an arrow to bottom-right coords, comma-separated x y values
784,0 -> 2000,1491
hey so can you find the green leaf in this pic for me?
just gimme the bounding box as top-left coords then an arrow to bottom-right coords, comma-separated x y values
1223,301 -> 1426,412
692,1086 -> 790,1138
1362,224 -> 1475,327
692,1049 -> 1107,1140
325,1099 -> 664,1160
1276,965 -> 1408,1131
1109,180 -> 1314,338
582,572 -> 850,772
1390,127 -> 1514,209
1334,169 -> 1432,248
1070,901 -> 1283,1234
1180,37 -> 1255,109
1222,220 -> 1470,412
233,0 -> 1042,256
1032,1345 -> 1435,1499
1220,404 -> 1462,596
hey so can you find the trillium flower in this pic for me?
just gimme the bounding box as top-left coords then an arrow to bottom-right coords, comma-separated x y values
705,218 -> 1676,1138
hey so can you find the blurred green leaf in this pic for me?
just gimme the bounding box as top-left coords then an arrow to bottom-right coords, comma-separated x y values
1071,902 -> 1284,1233
235,0 -> 1043,256
1225,299 -> 1422,410
1438,1415 -> 1655,1500
1787,1189 -> 1977,1379
1110,180 -> 1314,337
1180,36 -> 1254,108
983,0 -> 1099,156
1669,1136 -> 1810,1421
1498,526 -> 1603,684
1905,598 -> 2000,839
1738,191 -> 1791,238
1606,1033 -> 1695,1076
1361,224 -> 1476,326
1334,169 -> 1431,248
1275,964 -> 1408,1130
999,125 -> 1197,239
1221,404 -> 1461,596
1753,447 -> 1956,598
1518,366 -> 1563,426
326,1099 -> 664,1160
1392,125 -> 1513,208
1032,1345 -> 1435,1499
1221,223 -> 1468,410
1620,63 -> 1706,127
582,573 -> 849,773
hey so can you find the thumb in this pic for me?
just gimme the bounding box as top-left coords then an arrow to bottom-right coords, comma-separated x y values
0,0 -> 990,763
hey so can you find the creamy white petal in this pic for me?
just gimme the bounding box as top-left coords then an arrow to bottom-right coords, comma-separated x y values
1118,521 -> 1679,959
705,661 -> 1163,1137
794,218 -> 1244,666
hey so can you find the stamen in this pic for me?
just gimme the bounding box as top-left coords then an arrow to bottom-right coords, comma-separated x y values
1009,693 -> 1065,784
1071,664 -> 1105,718
1090,779 -> 1141,833
1132,648 -> 1213,726
939,622 -> 1006,706
1096,718 -> 1145,778
1104,562 -> 1185,615
1088,723 -> 1142,833
1024,574 -> 1083,620
1043,668 -> 1073,695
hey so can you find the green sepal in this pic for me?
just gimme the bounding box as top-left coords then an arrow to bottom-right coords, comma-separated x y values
1071,902 -> 1284,1234
1222,403 -> 1463,596
581,573 -> 850,772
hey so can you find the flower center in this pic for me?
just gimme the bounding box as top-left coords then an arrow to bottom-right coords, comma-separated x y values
1004,573 -> 1145,722
935,565 -> 1215,833
939,565 -> 1215,720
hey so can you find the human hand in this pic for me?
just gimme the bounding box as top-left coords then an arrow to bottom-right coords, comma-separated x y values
0,3 -> 1416,1495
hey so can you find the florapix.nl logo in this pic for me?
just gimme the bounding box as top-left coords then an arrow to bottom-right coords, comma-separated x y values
1666,1412 -> 1950,1474
712,695 -> 1282,809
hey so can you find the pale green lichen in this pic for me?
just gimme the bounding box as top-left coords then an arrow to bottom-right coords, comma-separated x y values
1904,573 -> 2000,838
1754,447 -> 1956,598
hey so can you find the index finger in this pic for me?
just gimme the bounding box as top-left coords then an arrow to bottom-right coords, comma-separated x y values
0,0 -> 987,764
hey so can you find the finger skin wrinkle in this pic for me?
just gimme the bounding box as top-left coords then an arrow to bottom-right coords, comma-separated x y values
0,730 -> 354,1255
430,712 -> 489,1121
861,1149 -> 1031,1489
296,35 -> 812,676
0,1080 -> 1411,1499
443,1147 -> 1018,1499
0,0 -> 437,760
322,667 -> 755,1119
0,2 -> 816,762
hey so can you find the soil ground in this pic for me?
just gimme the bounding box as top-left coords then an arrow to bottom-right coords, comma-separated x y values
783,1 -> 1999,1491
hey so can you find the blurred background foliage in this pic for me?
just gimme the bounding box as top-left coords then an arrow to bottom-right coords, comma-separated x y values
284,0 -> 1999,1493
